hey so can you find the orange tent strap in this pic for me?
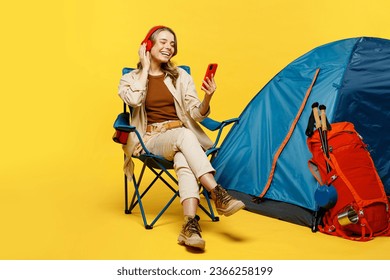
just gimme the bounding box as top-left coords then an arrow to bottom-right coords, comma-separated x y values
259,68 -> 320,198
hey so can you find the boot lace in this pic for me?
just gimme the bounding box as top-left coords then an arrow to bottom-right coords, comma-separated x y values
214,185 -> 233,205
183,217 -> 202,237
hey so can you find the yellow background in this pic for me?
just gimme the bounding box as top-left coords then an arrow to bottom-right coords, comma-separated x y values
1,0 -> 389,259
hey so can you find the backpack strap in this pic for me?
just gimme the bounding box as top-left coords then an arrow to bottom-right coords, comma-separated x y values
326,154 -> 363,203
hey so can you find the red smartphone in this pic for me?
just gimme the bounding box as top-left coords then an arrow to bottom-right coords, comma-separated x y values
202,63 -> 218,88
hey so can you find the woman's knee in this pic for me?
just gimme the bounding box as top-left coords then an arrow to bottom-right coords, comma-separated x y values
173,152 -> 188,170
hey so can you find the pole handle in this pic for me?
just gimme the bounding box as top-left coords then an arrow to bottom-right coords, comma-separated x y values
319,105 -> 327,132
312,102 -> 321,130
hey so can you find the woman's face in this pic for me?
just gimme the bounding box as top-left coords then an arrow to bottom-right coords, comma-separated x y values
150,30 -> 175,64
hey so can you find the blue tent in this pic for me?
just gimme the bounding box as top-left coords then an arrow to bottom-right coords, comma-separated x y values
213,37 -> 390,224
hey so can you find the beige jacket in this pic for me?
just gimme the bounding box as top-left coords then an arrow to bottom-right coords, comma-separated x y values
118,67 -> 214,179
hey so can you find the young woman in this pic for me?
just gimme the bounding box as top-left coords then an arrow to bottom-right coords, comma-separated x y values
118,26 -> 245,250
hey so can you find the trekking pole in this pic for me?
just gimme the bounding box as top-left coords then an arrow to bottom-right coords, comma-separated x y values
316,104 -> 337,207
319,104 -> 331,173
311,103 -> 338,232
312,102 -> 332,173
311,102 -> 325,232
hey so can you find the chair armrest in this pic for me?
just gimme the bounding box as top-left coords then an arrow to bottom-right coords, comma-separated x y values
200,117 -> 221,131
118,126 -> 152,155
113,112 -> 135,132
113,112 -> 152,154
131,129 -> 152,155
200,117 -> 240,131
200,116 -> 240,150
115,124 -> 136,133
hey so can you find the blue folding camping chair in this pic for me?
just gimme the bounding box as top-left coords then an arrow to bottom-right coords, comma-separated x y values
113,66 -> 239,229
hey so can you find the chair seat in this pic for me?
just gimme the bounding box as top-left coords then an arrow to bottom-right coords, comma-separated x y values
137,154 -> 174,170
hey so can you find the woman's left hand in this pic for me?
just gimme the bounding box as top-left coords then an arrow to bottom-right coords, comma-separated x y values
201,74 -> 217,96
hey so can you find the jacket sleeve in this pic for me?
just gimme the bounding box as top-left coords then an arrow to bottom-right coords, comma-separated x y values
118,70 -> 146,107
180,69 -> 211,122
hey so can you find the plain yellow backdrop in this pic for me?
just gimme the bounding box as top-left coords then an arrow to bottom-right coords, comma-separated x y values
1,0 -> 389,260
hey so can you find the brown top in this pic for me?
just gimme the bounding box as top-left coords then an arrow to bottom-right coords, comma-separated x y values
145,74 -> 179,124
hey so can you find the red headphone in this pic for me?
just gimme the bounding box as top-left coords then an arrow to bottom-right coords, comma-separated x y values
141,25 -> 166,51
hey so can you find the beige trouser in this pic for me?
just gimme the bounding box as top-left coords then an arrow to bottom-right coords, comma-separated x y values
143,126 -> 215,203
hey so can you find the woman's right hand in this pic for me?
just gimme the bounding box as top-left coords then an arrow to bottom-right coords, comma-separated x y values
138,43 -> 151,72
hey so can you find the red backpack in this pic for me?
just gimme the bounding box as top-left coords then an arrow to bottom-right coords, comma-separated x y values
306,105 -> 390,241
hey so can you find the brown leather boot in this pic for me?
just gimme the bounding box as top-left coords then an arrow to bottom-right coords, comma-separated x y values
177,216 -> 205,250
211,184 -> 245,216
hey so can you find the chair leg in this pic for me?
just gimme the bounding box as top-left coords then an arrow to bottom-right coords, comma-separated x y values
146,162 -> 220,224
124,174 -> 131,214
121,162 -> 154,229
124,157 -> 219,229
126,162 -> 180,229
142,165 -> 180,228
131,174 -> 152,229
148,190 -> 180,228
129,170 -> 161,212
